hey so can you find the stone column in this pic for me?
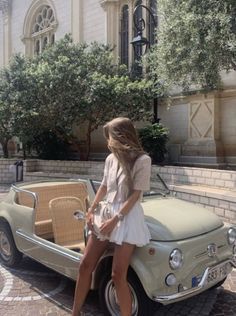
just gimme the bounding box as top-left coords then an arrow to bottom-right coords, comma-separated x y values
180,93 -> 225,165
0,0 -> 12,66
71,0 -> 83,43
100,0 -> 119,60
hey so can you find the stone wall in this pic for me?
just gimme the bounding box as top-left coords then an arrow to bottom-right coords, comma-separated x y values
162,91 -> 236,167
83,0 -> 105,43
151,165 -> 236,190
24,159 -> 104,181
22,160 -> 236,225
172,185 -> 236,225
22,160 -> 236,188
0,159 -> 21,183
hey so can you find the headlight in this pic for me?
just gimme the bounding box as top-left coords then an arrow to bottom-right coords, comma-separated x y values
227,228 -> 236,245
169,248 -> 183,270
165,273 -> 177,286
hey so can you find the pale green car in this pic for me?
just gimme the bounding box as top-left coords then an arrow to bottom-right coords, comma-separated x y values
0,176 -> 235,316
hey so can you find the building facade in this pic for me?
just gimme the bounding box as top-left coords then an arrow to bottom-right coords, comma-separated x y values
0,0 -> 236,167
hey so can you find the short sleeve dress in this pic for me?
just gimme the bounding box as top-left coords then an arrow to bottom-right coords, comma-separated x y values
100,153 -> 151,247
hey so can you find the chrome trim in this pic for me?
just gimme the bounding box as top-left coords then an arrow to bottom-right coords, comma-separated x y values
169,248 -> 183,270
153,259 -> 236,304
207,243 -> 217,257
194,251 -> 207,259
227,227 -> 236,245
16,230 -> 80,263
194,243 -> 226,259
12,184 -> 38,210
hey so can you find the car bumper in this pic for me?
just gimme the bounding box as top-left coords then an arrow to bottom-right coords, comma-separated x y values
153,258 -> 236,304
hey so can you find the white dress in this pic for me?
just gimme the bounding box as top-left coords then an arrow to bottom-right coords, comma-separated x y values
97,153 -> 151,247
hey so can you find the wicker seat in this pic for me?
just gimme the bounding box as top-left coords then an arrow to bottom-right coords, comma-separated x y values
17,182 -> 88,239
49,196 -> 86,251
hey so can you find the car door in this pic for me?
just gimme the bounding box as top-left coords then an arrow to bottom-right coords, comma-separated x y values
10,181 -> 90,280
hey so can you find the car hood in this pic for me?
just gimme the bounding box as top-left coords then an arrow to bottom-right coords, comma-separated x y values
142,196 -> 223,241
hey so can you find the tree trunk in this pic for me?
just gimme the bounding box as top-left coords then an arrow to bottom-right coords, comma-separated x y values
84,124 -> 92,161
0,140 -> 9,158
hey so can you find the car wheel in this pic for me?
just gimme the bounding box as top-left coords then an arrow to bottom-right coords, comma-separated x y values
0,221 -> 22,267
99,269 -> 156,316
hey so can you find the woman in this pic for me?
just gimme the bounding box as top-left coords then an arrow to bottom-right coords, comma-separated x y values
72,117 -> 151,316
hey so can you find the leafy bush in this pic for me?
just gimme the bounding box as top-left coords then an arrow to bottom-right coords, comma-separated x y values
139,123 -> 169,164
30,131 -> 70,160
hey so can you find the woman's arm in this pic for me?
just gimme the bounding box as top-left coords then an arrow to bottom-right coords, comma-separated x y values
88,184 -> 107,213
99,190 -> 141,236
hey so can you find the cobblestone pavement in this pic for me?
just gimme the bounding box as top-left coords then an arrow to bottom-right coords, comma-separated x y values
0,257 -> 236,316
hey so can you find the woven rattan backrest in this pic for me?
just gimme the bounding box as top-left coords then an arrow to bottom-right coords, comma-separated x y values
17,182 -> 88,222
49,196 -> 86,245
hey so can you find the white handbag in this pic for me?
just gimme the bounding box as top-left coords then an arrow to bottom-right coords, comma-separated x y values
93,201 -> 112,237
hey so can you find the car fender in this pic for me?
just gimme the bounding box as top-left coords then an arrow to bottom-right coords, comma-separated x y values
130,254 -> 161,299
92,250 -> 160,300
0,203 -> 34,252
0,190 -> 18,236
0,210 -> 18,241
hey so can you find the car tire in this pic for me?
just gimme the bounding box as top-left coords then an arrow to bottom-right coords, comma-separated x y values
99,269 -> 157,316
0,221 -> 22,267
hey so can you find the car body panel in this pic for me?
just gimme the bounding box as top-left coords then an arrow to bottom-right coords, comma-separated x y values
16,229 -> 80,279
143,196 -> 223,241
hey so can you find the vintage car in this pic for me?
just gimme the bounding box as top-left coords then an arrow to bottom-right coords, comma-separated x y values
0,176 -> 235,316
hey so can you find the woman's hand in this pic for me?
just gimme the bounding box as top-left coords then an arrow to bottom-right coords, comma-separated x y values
99,216 -> 118,236
86,208 -> 94,231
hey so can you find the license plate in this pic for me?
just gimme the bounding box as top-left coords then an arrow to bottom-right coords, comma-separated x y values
207,263 -> 228,284
192,275 -> 202,287
192,262 -> 230,288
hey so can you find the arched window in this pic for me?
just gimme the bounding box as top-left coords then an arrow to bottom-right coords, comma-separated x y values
120,5 -> 129,66
22,1 -> 57,57
32,5 -> 55,55
118,0 -> 157,71
133,0 -> 143,60
148,0 -> 157,46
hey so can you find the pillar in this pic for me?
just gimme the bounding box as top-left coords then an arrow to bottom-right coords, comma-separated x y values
180,92 -> 225,164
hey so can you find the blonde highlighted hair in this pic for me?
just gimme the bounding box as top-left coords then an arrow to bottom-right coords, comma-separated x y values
103,117 -> 145,192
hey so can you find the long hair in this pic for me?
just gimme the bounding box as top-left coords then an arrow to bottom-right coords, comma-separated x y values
103,117 -> 145,192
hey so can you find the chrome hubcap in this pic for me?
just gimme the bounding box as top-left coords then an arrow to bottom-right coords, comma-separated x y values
105,280 -> 138,316
0,231 -> 11,261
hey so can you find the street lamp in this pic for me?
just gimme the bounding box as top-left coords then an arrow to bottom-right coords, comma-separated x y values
131,4 -> 160,123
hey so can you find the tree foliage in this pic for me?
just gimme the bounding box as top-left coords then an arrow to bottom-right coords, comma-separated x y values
139,123 -> 169,163
0,55 -> 38,157
0,35 -> 154,159
147,0 -> 236,92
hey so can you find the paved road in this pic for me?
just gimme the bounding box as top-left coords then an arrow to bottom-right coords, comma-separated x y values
0,257 -> 236,316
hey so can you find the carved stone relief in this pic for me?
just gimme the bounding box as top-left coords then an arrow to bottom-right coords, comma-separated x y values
181,95 -> 224,160
189,100 -> 214,140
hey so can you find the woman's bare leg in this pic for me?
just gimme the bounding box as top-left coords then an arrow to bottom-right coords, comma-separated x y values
72,234 -> 109,316
112,243 -> 136,316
